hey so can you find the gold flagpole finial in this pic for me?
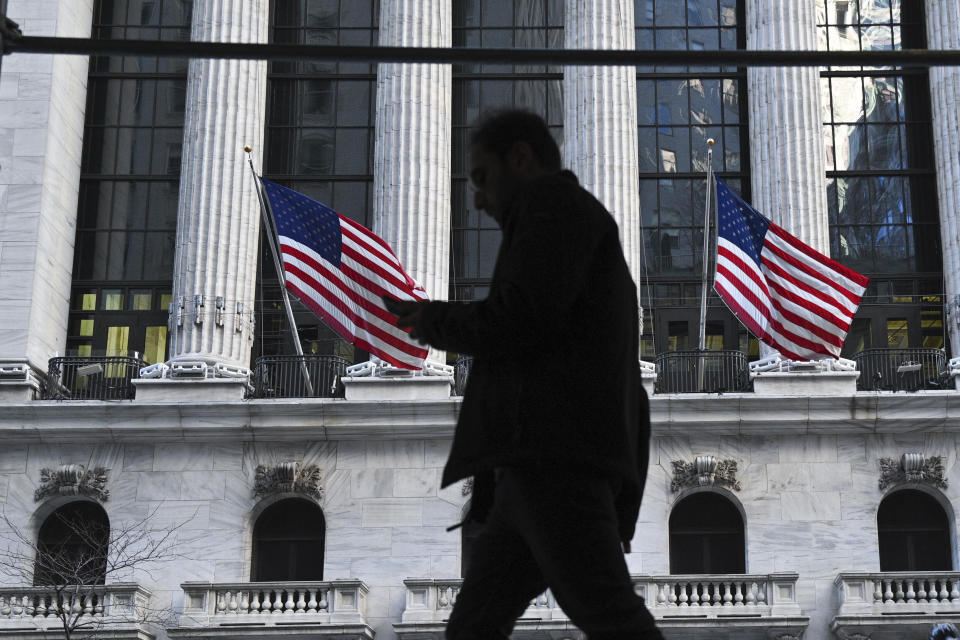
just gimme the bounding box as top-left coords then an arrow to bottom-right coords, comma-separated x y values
706,138 -> 715,147
244,145 -> 253,153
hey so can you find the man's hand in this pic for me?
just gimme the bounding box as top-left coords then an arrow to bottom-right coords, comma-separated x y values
382,296 -> 427,340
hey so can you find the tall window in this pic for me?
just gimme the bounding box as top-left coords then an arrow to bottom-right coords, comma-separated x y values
34,502 -> 110,586
634,0 -> 752,357
254,0 -> 379,360
669,492 -> 745,574
252,499 -> 326,581
878,489 -> 952,571
817,0 -> 944,354
68,0 -> 191,364
450,0 -> 564,303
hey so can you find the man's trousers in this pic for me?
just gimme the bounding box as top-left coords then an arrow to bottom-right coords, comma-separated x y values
446,466 -> 664,640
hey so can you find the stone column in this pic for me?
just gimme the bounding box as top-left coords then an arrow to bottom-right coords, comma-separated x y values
167,0 -> 268,371
563,0 -> 641,283
0,0 -> 93,400
745,0 -> 829,253
925,0 -> 960,356
372,0 -> 451,368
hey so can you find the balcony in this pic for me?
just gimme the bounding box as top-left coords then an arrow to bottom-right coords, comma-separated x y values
833,572 -> 960,640
394,573 -> 806,639
853,348 -> 949,391
169,581 -> 373,640
0,583 -> 153,640
655,350 -> 751,394
42,356 -> 145,401
249,355 -> 349,399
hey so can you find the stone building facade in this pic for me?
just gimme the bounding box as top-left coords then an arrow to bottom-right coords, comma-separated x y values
2,1 -> 960,640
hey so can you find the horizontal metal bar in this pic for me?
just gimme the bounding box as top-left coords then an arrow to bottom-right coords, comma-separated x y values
9,36 -> 960,67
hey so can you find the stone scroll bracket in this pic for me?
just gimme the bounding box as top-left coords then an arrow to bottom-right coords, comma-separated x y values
878,453 -> 948,491
35,465 -> 109,502
254,461 -> 323,501
671,456 -> 741,493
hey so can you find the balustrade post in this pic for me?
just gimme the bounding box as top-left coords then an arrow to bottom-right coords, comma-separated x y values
238,590 -> 249,614
318,588 -> 329,612
307,589 -> 317,613
906,580 -> 917,603
296,590 -> 306,613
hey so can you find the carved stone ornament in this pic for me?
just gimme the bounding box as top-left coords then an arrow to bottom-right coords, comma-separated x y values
35,465 -> 109,502
878,453 -> 948,490
671,456 -> 741,492
254,462 -> 323,500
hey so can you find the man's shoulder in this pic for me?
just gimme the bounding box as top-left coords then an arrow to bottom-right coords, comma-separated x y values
524,172 -> 616,227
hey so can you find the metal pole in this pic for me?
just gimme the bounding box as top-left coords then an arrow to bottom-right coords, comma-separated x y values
697,139 -> 716,352
245,147 -> 314,397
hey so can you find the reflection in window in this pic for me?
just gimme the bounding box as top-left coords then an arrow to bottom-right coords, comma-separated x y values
818,0 -> 943,351
878,490 -> 951,571
256,0 -> 378,360
68,0 -> 187,361
636,1 -> 749,354
450,0 -> 564,304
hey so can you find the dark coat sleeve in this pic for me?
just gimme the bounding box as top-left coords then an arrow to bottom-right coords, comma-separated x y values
615,383 -> 651,544
411,186 -> 609,357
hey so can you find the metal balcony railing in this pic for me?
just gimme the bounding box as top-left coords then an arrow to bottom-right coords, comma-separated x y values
249,355 -> 349,399
852,348 -> 949,391
655,350 -> 750,393
453,355 -> 472,396
43,356 -> 145,400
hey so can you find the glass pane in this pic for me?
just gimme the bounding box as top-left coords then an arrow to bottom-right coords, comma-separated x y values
886,318 -> 908,348
102,290 -> 124,311
143,326 -> 167,365
79,319 -> 95,337
106,326 -> 130,358
131,291 -> 152,311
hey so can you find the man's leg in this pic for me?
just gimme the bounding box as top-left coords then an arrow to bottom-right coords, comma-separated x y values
445,483 -> 548,640
497,467 -> 664,640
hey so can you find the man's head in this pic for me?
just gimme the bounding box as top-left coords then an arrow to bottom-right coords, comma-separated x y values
469,110 -> 562,226
931,623 -> 960,640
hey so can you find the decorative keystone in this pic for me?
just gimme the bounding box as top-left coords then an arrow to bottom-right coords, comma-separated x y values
35,465 -> 109,502
671,456 -> 741,492
878,453 -> 947,490
254,461 -> 323,500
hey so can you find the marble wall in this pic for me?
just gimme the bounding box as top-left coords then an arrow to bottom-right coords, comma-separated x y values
0,433 -> 957,640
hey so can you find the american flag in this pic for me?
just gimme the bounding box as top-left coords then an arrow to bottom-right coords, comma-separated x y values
259,178 -> 429,370
713,177 -> 869,361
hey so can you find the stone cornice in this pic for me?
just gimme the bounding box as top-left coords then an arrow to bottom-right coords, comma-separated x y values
1,392 -> 959,443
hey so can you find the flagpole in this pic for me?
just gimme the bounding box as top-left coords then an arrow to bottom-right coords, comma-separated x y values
697,138 -> 716,352
244,146 -> 315,397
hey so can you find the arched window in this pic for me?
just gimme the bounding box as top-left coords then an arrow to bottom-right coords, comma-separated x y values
252,498 -> 325,581
669,492 -> 745,574
34,502 -> 110,586
878,489 -> 952,571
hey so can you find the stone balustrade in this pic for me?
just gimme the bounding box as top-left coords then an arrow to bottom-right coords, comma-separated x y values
0,583 -> 150,621
833,572 -> 960,640
396,574 -> 806,639
171,580 -> 373,640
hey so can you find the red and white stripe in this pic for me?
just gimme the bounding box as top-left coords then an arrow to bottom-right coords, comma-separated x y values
278,215 -> 428,370
715,222 -> 869,361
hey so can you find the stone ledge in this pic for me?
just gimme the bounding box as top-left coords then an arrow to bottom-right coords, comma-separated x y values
132,378 -> 249,403
751,370 -> 860,396
342,376 -> 452,401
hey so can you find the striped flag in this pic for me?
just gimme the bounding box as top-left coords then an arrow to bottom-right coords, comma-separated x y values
713,177 -> 869,361
259,178 -> 428,370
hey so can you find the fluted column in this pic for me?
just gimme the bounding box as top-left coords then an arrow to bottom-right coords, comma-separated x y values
563,0 -> 641,283
926,0 -> 960,355
168,0 -> 268,369
373,0 -> 451,367
373,1 -> 452,302
745,0 -> 829,253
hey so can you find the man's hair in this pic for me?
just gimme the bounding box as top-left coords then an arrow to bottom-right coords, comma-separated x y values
470,110 -> 563,172
931,623 -> 960,640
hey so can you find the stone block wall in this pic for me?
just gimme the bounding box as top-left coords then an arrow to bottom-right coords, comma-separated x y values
0,432 -> 957,640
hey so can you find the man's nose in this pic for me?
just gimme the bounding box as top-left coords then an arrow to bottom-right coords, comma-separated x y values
473,190 -> 486,211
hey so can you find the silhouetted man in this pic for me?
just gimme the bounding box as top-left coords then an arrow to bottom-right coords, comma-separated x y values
386,110 -> 662,639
